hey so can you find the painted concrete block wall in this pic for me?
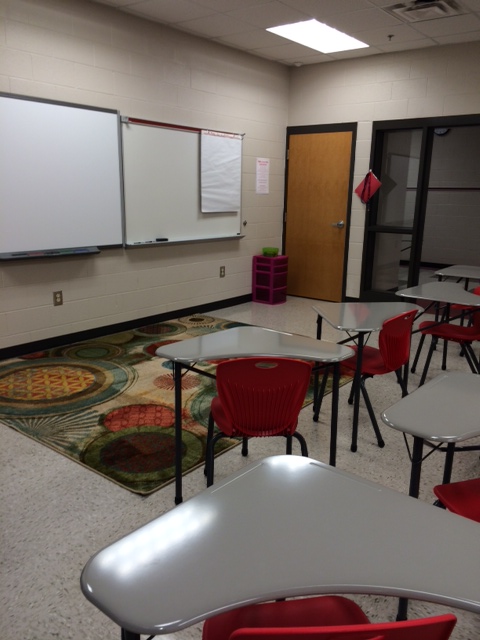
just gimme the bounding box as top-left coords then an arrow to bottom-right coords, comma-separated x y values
288,42 -> 480,297
0,0 -> 289,349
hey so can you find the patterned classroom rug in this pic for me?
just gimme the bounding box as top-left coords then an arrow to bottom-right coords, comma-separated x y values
0,315 -> 349,495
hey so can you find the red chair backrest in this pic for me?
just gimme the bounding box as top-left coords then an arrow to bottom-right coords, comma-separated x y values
214,357 -> 312,437
229,614 -> 457,640
378,310 -> 417,373
468,286 -> 480,332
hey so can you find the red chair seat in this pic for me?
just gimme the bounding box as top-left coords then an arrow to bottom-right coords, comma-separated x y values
418,320 -> 479,343
342,344 -> 393,377
433,478 -> 480,523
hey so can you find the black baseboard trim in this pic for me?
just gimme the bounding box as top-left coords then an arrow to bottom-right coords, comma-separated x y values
0,295 -> 252,360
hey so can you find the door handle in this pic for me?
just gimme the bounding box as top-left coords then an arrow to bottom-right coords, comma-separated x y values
331,220 -> 345,229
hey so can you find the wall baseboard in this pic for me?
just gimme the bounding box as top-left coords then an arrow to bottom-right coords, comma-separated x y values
0,295 -> 252,360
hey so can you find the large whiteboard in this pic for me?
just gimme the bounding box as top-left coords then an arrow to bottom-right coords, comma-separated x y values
122,120 -> 242,245
0,94 -> 123,255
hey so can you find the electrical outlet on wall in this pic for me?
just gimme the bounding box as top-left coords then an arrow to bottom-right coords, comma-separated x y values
53,291 -> 63,306
219,266 -> 225,278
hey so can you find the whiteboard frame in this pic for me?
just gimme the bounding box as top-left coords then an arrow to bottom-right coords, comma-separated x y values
0,93 -> 124,256
122,118 -> 243,246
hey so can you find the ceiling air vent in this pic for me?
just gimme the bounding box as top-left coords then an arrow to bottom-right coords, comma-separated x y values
385,0 -> 465,22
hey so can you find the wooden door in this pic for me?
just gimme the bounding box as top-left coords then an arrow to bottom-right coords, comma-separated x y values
285,129 -> 354,302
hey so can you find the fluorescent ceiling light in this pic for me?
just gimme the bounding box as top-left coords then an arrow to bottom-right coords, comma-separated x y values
267,19 -> 369,54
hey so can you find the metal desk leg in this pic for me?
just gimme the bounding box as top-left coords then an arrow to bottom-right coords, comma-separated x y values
441,442 -> 456,485
121,628 -> 140,640
313,314 -> 324,419
174,361 -> 183,505
329,363 -> 340,466
397,435 -> 424,621
351,334 -> 364,453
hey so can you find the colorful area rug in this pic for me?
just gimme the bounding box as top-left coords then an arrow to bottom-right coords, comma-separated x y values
0,315 -> 349,495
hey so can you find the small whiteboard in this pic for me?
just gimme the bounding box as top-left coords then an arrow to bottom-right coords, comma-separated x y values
0,94 -> 123,254
122,119 -> 242,245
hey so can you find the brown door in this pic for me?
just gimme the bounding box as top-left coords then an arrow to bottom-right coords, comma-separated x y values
284,128 -> 354,302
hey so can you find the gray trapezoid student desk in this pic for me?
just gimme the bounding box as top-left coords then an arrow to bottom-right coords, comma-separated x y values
155,325 -> 354,504
380,371 -> 480,621
381,371 -> 480,500
80,455 -> 480,640
312,301 -> 421,452
397,281 -> 480,324
397,281 -> 480,381
435,264 -> 480,289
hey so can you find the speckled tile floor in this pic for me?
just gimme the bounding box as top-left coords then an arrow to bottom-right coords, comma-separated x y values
1,296 -> 479,640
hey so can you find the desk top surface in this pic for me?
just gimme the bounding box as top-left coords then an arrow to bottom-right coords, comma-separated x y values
434,264 -> 480,281
81,455 -> 480,636
381,372 -> 480,441
155,325 -> 354,364
397,281 -> 480,305
312,301 -> 420,332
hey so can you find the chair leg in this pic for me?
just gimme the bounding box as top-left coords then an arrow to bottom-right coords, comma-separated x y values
395,369 -> 409,397
419,336 -> 437,386
347,380 -> 355,405
292,432 -> 309,457
411,333 -> 425,373
285,435 -> 293,454
441,339 -> 448,370
313,366 -> 329,421
205,434 -> 216,487
358,378 -> 385,448
206,432 -> 228,487
204,412 -> 215,476
241,437 -> 249,456
463,343 -> 480,373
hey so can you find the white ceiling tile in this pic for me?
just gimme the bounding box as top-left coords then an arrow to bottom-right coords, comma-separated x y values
460,0 -> 480,11
326,8 -> 404,32
191,0 -> 268,10
356,24 -> 433,46
227,2 -> 311,29
215,29 -> 282,50
176,13 -> 253,37
281,0 -> 373,17
376,39 -> 438,54
410,13 -> 480,37
434,30 -> 480,44
123,0 -> 214,24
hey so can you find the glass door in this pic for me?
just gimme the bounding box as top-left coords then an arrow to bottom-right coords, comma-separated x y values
361,114 -> 480,301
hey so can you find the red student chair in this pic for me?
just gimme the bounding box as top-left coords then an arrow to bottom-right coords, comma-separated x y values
415,300 -> 480,387
433,477 -> 480,523
204,357 -> 312,487
202,595 -> 457,640
340,310 -> 417,452
411,286 -> 480,385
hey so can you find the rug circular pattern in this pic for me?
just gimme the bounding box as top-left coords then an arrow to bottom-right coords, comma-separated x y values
0,358 -> 136,416
49,342 -> 126,360
177,314 -> 217,326
102,403 -> 175,432
189,383 -> 217,428
134,321 -> 187,337
144,338 -> 182,359
81,426 -> 203,491
153,371 -> 200,392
